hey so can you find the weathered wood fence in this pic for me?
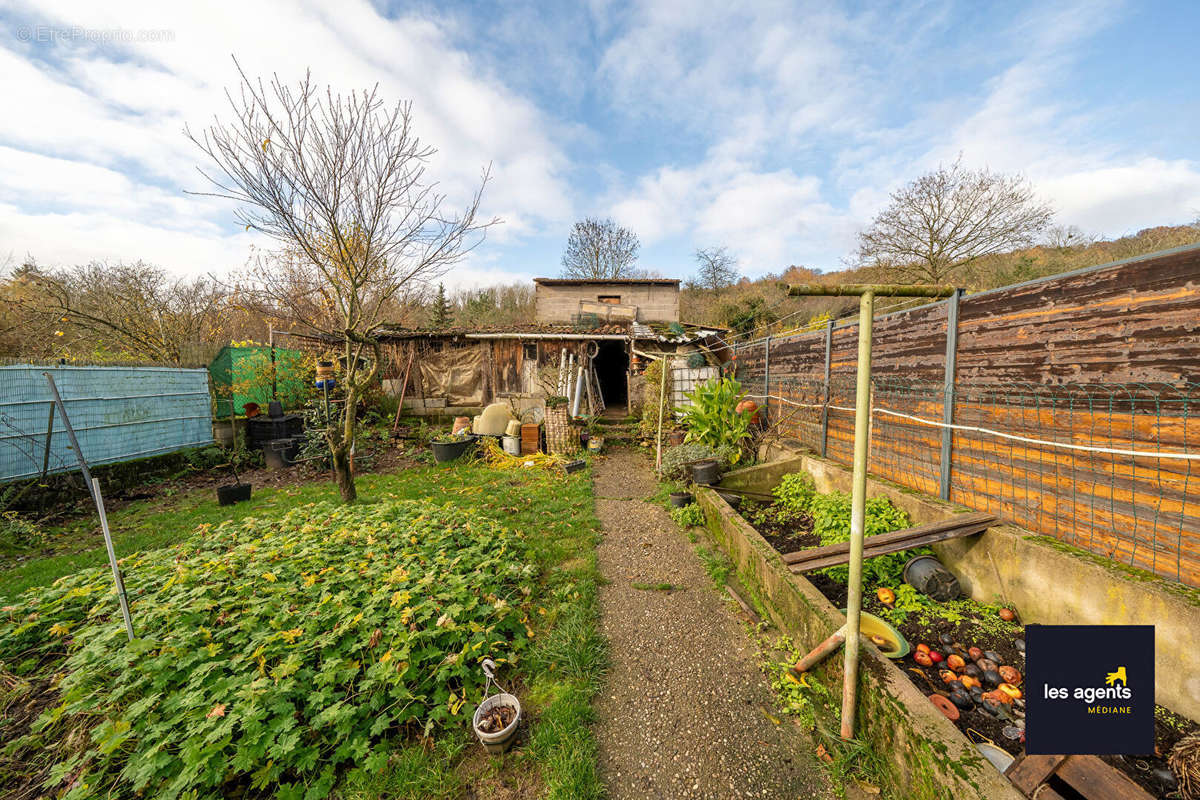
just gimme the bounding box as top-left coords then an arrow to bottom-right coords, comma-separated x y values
732,244 -> 1200,588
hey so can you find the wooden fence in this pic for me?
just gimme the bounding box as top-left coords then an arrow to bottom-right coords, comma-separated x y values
731,244 -> 1200,588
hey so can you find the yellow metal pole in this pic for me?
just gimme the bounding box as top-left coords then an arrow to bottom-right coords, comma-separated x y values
840,290 -> 874,739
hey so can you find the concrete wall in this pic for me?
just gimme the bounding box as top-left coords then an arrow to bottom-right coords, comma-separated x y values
696,487 -> 1025,800
723,447 -> 1200,721
535,282 -> 679,322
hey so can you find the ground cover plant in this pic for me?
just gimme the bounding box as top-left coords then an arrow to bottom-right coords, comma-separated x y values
0,459 -> 605,800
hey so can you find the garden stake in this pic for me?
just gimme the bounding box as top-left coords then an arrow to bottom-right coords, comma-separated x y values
655,355 -> 668,472
389,350 -> 415,437
785,283 -> 955,740
43,373 -> 135,641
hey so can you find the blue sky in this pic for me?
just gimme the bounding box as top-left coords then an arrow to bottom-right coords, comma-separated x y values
1,0 -> 1198,290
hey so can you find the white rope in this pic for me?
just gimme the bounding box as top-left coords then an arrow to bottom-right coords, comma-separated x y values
745,392 -> 1200,461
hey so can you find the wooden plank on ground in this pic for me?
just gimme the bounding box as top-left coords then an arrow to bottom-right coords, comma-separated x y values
1055,754 -> 1156,800
781,512 -> 996,566
788,520 -> 995,573
1005,754 -> 1068,794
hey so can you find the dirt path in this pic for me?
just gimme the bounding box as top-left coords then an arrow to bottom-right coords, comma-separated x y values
592,449 -> 835,800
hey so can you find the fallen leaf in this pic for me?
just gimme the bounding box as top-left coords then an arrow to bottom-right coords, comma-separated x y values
207,704 -> 227,719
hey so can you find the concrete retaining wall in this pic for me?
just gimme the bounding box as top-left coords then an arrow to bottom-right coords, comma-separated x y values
722,448 -> 1200,721
697,487 -> 1024,799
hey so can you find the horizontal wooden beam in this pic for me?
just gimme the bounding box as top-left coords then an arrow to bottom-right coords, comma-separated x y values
782,512 -> 996,566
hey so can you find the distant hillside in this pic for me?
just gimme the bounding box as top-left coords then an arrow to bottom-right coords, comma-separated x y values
680,222 -> 1200,336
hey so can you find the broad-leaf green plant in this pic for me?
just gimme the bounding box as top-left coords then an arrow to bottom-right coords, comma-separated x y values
678,376 -> 752,462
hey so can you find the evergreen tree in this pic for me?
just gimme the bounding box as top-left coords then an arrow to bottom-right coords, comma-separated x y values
430,283 -> 452,328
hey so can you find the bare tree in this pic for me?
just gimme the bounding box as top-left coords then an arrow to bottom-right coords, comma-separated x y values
1043,224 -> 1097,251
188,62 -> 495,502
693,245 -> 739,290
4,260 -> 226,364
560,217 -> 641,278
856,158 -> 1054,284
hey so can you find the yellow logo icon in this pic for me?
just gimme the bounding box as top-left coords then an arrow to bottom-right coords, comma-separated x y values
1105,667 -> 1127,686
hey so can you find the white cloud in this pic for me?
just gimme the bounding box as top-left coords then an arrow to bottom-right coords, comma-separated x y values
0,0 -> 572,277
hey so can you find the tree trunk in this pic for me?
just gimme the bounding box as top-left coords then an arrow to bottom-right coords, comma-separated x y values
332,443 -> 356,503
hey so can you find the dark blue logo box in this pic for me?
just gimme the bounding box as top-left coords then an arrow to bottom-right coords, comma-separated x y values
1025,625 -> 1154,755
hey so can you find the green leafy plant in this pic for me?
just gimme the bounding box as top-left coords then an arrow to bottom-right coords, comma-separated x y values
670,503 -> 705,528
678,376 -> 753,461
808,492 -> 913,585
658,442 -> 738,482
432,431 -> 474,444
0,500 -> 536,799
772,472 -> 816,515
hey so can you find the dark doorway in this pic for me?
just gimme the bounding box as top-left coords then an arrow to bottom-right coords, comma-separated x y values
592,341 -> 629,409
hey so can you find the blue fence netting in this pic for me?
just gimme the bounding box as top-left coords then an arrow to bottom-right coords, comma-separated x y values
0,365 -> 213,483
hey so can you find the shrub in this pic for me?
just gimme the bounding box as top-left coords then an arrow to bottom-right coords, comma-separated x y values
670,504 -> 705,528
0,500 -> 535,799
0,510 -> 43,554
637,359 -> 672,440
772,472 -> 816,515
677,376 -> 752,461
659,442 -> 739,482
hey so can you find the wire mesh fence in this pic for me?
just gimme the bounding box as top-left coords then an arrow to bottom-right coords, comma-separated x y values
0,365 -> 213,483
732,351 -> 1200,588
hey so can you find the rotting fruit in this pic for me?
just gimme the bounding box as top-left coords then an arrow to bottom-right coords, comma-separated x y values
998,665 -> 1022,686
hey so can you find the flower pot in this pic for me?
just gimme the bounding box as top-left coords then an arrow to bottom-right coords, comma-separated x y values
668,430 -> 686,446
586,435 -> 603,453
217,483 -> 251,506
431,437 -> 476,463
472,692 -> 522,755
903,554 -> 961,601
669,491 -> 694,508
501,435 -> 521,455
690,459 -> 721,485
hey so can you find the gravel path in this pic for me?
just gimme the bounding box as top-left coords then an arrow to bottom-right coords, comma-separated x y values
593,449 -> 835,800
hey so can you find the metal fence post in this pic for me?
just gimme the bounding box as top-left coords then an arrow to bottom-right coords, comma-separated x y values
939,289 -> 964,500
820,319 -> 833,457
762,335 -> 772,422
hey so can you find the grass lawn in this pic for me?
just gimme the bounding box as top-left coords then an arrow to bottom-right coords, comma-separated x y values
0,458 -> 606,800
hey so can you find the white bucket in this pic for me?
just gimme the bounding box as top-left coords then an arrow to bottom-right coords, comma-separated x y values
473,692 -> 522,754
501,435 -> 521,455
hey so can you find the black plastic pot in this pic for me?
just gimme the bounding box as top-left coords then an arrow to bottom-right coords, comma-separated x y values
431,437 -> 476,463
563,459 -> 586,474
217,483 -> 251,506
691,460 -> 721,485
903,554 -> 962,601
669,491 -> 694,508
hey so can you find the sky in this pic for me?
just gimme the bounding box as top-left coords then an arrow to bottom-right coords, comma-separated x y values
1,0 -> 1198,291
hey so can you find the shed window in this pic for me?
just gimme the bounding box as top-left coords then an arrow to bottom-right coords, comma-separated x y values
598,295 -> 621,304
523,343 -> 538,360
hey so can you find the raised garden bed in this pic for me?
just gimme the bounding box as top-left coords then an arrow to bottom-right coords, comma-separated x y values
715,460 -> 1200,799
696,486 -> 1025,800
739,499 -> 817,553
